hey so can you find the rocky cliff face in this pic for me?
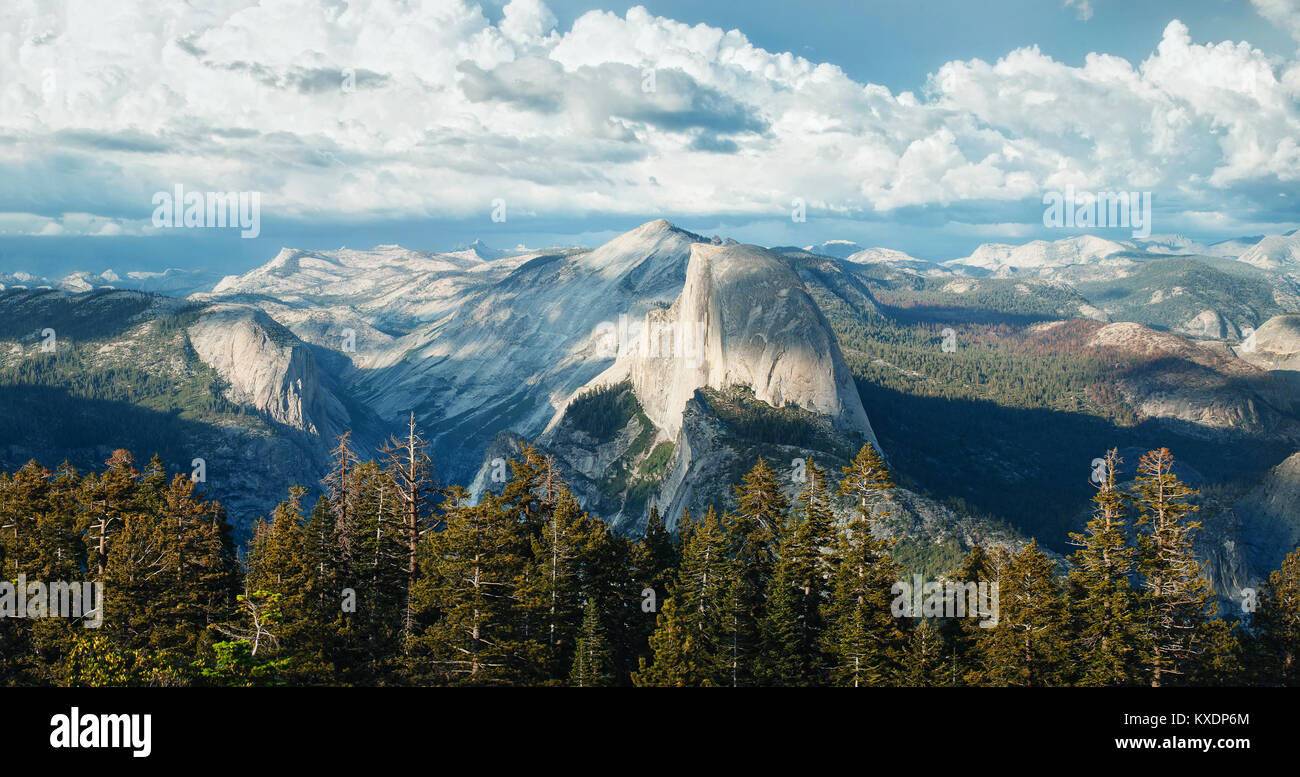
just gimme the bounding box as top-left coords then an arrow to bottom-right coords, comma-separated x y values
354,220 -> 707,483
574,242 -> 877,444
525,243 -> 879,531
1196,451 -> 1300,609
1233,452 -> 1300,576
187,304 -> 347,438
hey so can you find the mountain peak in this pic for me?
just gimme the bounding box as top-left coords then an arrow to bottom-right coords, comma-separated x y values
622,218 -> 706,243
582,241 -> 876,442
636,218 -> 676,234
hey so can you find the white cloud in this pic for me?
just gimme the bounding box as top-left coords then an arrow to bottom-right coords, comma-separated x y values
0,0 -> 1295,234
500,0 -> 557,46
0,212 -> 148,237
1064,0 -> 1094,22
1252,0 -> 1300,47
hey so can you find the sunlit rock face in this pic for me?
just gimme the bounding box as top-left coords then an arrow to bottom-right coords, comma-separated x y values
581,241 -> 877,445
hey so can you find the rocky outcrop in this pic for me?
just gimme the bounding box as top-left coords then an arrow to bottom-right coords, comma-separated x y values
1197,451 -> 1300,609
1234,452 -> 1300,576
1178,309 -> 1239,339
1237,314 -> 1300,371
575,242 -> 877,444
1085,321 -> 1300,440
187,304 -> 347,437
530,243 -> 880,531
345,220 -> 706,484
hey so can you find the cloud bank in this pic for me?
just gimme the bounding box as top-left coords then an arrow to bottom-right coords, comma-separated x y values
1,0 -> 1298,240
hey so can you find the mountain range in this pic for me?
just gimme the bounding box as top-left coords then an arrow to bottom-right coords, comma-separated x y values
4,220 -> 1300,605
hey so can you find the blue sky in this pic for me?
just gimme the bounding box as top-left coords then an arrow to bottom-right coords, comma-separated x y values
535,0 -> 1297,91
1,0 -> 1298,277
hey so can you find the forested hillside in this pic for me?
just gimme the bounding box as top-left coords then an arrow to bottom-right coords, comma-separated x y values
2,430 -> 1296,687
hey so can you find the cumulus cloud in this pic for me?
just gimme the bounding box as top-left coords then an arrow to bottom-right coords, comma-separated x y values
0,0 -> 1296,236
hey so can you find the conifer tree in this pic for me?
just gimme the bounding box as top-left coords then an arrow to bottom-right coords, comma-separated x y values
644,506 -> 733,686
411,493 -> 531,685
726,458 -> 789,685
632,597 -> 706,687
1068,448 -> 1140,685
323,432 -> 360,568
519,489 -> 608,681
838,444 -> 894,515
292,495 -> 344,682
83,449 -> 139,578
757,563 -> 805,685
1132,448 -> 1212,687
633,505 -> 679,603
823,445 -> 905,686
759,459 -> 834,684
943,545 -> 994,686
339,461 -> 409,682
381,412 -> 436,643
902,619 -> 947,686
979,540 -> 1068,687
151,472 -> 236,656
570,598 -> 613,687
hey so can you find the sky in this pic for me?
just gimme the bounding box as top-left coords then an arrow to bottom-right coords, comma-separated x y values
1,0 -> 1298,276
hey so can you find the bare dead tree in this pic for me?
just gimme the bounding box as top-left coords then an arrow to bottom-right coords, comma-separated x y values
381,412 -> 436,644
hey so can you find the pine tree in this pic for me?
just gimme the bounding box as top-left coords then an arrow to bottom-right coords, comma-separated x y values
152,472 -> 236,657
823,445 -> 906,686
1068,448 -> 1140,685
757,564 -> 805,685
570,598 -> 613,687
902,619 -> 947,686
642,506 -> 733,686
838,444 -> 894,515
943,545 -> 994,686
726,458 -> 789,685
632,598 -> 706,687
411,492 -> 531,685
340,461 -> 409,682
322,432 -> 360,569
1132,448 -> 1212,687
519,489 -> 605,681
293,495 -> 345,683
633,505 -> 679,602
82,449 -> 139,578
759,459 -> 834,684
979,540 -> 1068,687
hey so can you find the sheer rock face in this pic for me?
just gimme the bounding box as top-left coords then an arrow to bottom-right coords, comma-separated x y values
187,304 -> 346,437
1234,452 -> 1300,576
576,242 -> 878,446
530,243 -> 881,532
1201,450 -> 1300,608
